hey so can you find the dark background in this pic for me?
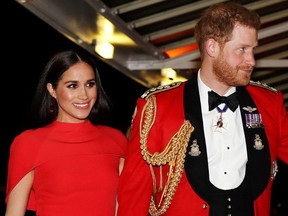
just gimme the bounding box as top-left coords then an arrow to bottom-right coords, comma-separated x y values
1,1 -> 287,215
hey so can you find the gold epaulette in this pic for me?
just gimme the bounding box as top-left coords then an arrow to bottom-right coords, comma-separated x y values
141,81 -> 182,99
249,80 -> 278,94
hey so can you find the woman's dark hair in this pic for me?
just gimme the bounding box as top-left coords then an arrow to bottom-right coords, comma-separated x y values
30,50 -> 112,128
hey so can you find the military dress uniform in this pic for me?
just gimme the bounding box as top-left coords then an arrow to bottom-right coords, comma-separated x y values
118,73 -> 288,216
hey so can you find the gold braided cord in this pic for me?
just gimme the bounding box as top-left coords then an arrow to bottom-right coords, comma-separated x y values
139,95 -> 194,216
148,122 -> 193,216
140,96 -> 157,158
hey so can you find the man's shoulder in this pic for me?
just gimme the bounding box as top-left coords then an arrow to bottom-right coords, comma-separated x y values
248,80 -> 278,94
141,81 -> 184,99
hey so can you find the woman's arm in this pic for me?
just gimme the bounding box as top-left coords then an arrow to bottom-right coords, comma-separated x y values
118,158 -> 125,175
115,158 -> 125,216
5,170 -> 34,216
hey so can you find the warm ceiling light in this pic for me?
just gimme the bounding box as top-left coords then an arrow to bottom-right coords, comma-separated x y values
160,68 -> 187,85
94,15 -> 115,59
97,15 -> 114,36
95,39 -> 114,59
161,68 -> 176,80
165,43 -> 198,58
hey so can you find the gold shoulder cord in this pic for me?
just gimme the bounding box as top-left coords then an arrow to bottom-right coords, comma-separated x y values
140,95 -> 194,216
249,80 -> 278,93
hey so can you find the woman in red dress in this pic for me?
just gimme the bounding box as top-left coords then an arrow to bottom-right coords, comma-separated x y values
5,50 -> 128,216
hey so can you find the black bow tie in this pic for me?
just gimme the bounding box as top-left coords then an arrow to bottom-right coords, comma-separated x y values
208,91 -> 239,112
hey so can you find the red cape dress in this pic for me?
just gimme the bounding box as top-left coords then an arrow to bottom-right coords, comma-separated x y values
6,120 -> 128,216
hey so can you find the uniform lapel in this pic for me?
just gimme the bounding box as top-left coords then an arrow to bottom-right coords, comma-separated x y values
237,86 -> 271,199
184,74 -> 212,202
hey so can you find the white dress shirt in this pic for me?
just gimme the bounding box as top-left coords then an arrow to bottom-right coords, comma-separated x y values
197,71 -> 247,190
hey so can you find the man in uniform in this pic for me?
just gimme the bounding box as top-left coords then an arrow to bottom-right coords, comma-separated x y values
118,2 -> 288,216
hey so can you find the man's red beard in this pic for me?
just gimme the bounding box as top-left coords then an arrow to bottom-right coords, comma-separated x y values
213,56 -> 253,86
